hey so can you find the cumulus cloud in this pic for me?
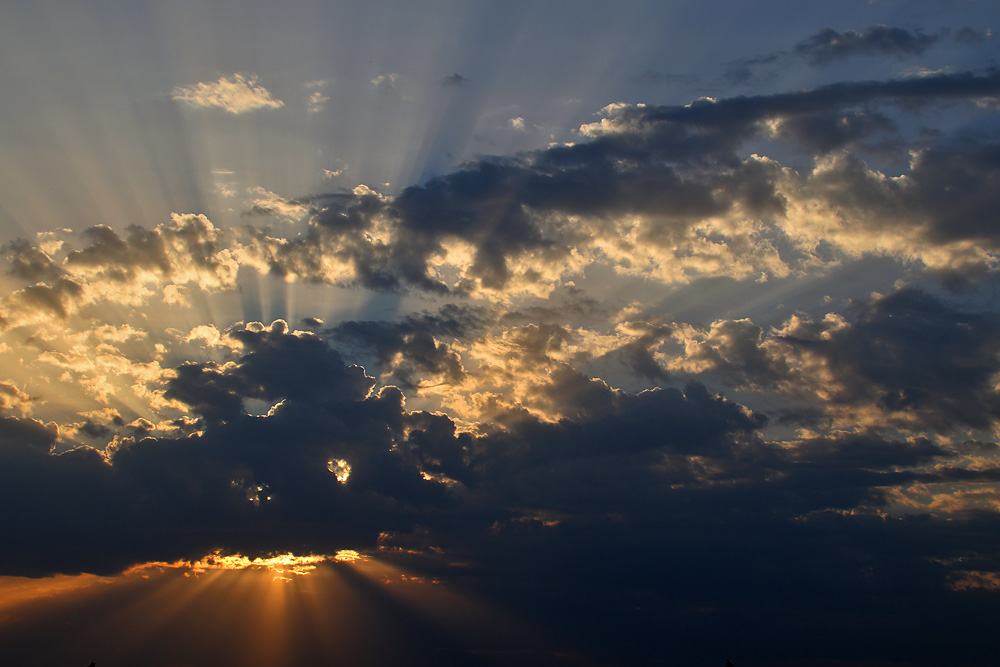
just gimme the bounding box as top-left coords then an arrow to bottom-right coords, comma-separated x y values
0,214 -> 239,328
172,73 -> 284,113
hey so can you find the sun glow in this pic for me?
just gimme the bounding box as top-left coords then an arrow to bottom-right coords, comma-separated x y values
334,549 -> 367,562
126,551 -> 330,579
0,551 -> 531,665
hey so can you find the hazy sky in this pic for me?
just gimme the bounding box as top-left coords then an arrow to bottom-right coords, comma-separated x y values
1,1 -> 1000,665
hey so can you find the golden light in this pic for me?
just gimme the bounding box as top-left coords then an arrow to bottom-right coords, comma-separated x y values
0,550 -> 540,665
327,457 -> 352,483
127,551 -> 329,580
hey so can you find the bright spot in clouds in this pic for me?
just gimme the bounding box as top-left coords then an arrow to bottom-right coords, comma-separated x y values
126,552 -> 328,578
327,458 -> 352,483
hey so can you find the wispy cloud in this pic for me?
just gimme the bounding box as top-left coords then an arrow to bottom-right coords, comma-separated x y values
371,73 -> 399,95
794,25 -> 941,65
305,79 -> 330,113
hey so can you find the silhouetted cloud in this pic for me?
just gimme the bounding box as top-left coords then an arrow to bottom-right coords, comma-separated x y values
954,26 -> 991,45
794,25 -> 941,65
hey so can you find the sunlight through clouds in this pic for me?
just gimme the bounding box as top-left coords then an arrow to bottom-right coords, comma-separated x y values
2,1 -> 1000,665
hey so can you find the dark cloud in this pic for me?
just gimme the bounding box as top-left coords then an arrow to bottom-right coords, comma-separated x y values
642,70 -> 1000,128
2,238 -> 63,282
67,225 -> 172,279
724,52 -> 785,85
954,26 -> 990,45
769,108 -> 899,153
0,323 -> 764,577
794,25 -> 941,65
678,318 -> 789,390
441,72 -> 466,86
331,305 -> 488,389
3,8 -> 1000,667
7,278 -> 83,320
597,321 -> 672,383
779,288 -> 1000,431
3,318 -> 999,667
804,138 -> 1000,250
907,141 -> 1000,244
673,287 -> 1000,433
167,320 -> 379,421
232,71 -> 1000,295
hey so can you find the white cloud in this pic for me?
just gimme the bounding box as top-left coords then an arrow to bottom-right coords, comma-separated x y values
172,74 -> 284,114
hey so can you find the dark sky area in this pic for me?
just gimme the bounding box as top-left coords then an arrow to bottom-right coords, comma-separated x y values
0,1 -> 999,665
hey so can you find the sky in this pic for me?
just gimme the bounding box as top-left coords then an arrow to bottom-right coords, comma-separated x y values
1,0 -> 999,665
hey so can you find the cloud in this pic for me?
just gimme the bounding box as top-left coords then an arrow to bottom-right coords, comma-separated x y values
0,214 -> 239,328
331,305 -> 487,390
0,381 -> 34,415
725,24 -> 953,82
172,73 -> 284,114
305,79 -> 330,112
774,289 -> 1000,432
243,187 -> 314,221
954,26 -> 992,45
2,75 -> 999,648
371,73 -> 399,95
4,13 -> 1000,665
670,288 -> 1000,434
204,70 -> 1000,304
794,25 -> 941,65
306,90 -> 330,113
441,73 -> 466,86
0,319 -> 770,576
6,71 -> 999,314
